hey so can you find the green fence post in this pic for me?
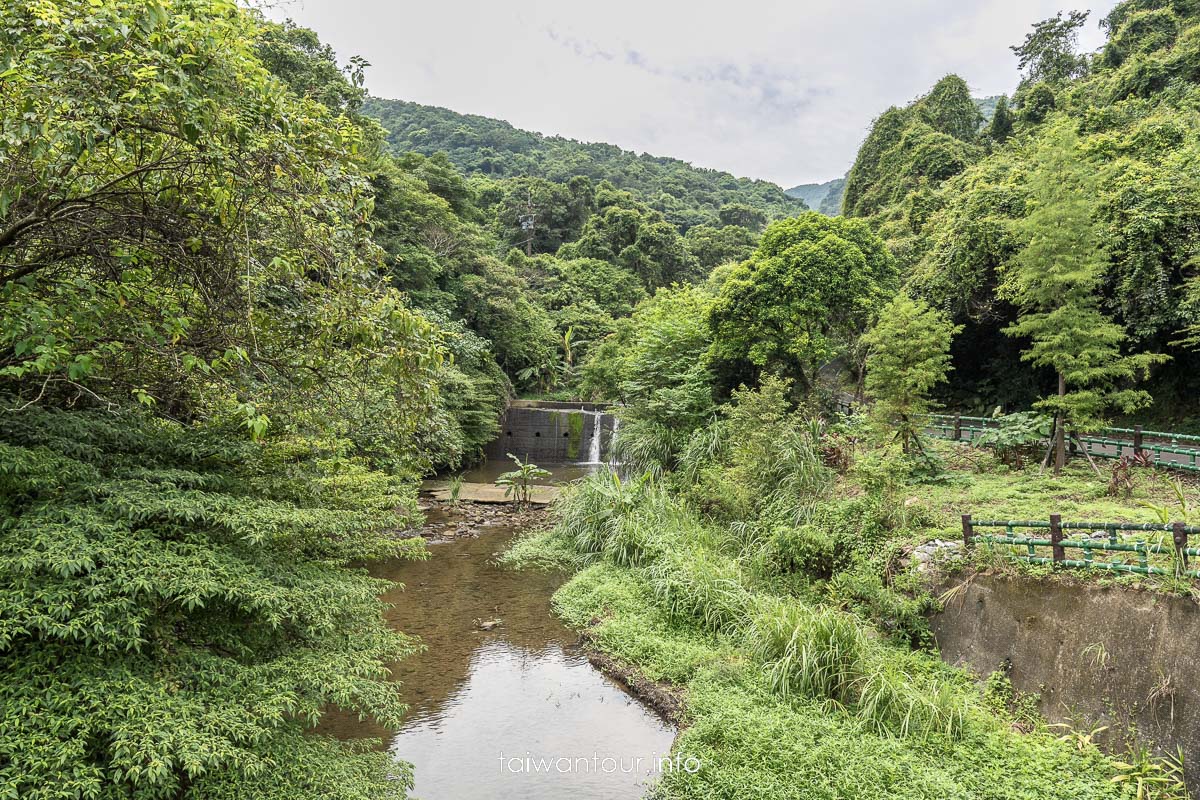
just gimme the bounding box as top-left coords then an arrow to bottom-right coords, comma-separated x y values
1173,522 -> 1189,572
962,514 -> 974,549
1050,514 -> 1064,563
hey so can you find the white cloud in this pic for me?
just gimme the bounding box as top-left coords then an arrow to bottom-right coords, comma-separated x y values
265,0 -> 1118,187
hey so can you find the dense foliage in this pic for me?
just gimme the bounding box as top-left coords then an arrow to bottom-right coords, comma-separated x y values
862,295 -> 961,456
363,97 -> 808,231
844,0 -> 1200,425
0,408 -> 424,799
707,213 -> 897,394
0,1 -> 449,797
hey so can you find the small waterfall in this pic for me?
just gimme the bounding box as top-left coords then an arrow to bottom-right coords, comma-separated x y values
585,408 -> 603,464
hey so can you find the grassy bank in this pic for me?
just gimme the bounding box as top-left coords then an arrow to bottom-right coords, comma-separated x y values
502,405 -> 1195,798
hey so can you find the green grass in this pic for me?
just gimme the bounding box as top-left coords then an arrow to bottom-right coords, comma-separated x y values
512,464 -> 1152,799
914,441 -> 1200,529
550,560 -> 1127,800
498,439 -> 1200,798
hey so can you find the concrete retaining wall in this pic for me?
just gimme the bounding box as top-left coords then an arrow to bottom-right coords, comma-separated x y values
932,573 -> 1200,788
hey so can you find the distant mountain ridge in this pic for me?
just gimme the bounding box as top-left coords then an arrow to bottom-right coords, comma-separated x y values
785,177 -> 846,215
362,97 -> 807,230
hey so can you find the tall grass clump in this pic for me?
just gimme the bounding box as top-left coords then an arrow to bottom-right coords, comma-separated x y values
551,469 -> 692,567
745,597 -> 970,739
610,417 -> 683,478
722,378 -> 835,520
855,664 -> 969,739
648,547 -> 750,632
554,469 -> 650,554
746,597 -> 868,704
675,418 -> 729,485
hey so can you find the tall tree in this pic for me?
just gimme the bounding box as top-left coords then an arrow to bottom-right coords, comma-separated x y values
987,96 -> 1015,143
1001,125 -> 1165,473
0,3 -> 446,797
707,213 -> 897,393
1012,10 -> 1091,87
862,295 -> 962,457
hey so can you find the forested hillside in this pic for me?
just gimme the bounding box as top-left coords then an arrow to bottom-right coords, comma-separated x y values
840,4 -> 1200,423
6,1 -> 1200,798
0,16 -> 788,794
363,98 -> 807,231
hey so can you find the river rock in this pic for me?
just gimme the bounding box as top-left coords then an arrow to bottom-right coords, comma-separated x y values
912,539 -> 964,573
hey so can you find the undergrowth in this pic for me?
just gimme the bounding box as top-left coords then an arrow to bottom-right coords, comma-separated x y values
503,385 -> 1196,798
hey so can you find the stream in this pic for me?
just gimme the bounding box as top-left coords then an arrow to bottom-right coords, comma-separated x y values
324,505 -> 676,799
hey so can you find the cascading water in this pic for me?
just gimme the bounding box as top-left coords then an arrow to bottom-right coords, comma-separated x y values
608,417 -> 621,467
585,408 -> 603,464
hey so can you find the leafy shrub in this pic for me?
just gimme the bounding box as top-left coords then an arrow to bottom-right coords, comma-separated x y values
0,407 -> 424,798
973,411 -> 1051,468
771,524 -> 836,578
829,565 -> 935,648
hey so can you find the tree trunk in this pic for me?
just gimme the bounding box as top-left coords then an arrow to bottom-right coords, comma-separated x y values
1054,372 -> 1066,476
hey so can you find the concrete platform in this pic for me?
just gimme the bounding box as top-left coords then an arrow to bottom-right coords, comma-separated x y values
421,480 -> 559,505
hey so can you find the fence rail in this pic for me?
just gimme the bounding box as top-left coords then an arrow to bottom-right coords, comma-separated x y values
925,413 -> 1200,474
961,514 -> 1200,578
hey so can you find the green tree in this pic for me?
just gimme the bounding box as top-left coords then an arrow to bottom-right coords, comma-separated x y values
862,295 -> 962,456
1012,11 -> 1092,87
581,285 -> 715,425
1001,125 -> 1165,473
917,75 -> 983,141
558,189 -> 698,289
0,3 -> 447,797
683,224 -> 759,271
493,176 -> 591,254
707,213 -> 897,393
987,96 -> 1015,143
717,203 -> 768,231
842,77 -> 984,218
1016,83 -> 1057,124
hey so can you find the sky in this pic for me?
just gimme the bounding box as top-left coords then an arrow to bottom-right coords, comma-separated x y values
264,0 -> 1118,188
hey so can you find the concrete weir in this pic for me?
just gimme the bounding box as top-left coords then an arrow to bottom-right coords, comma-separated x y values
485,400 -> 618,465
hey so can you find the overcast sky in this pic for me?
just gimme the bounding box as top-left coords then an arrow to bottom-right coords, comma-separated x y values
264,0 -> 1117,188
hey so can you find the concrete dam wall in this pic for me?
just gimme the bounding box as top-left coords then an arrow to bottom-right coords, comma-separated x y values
484,401 -> 619,464
932,573 -> 1200,789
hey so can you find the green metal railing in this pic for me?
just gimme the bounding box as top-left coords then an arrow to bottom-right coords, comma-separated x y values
961,514 -> 1200,578
1102,426 -> 1200,446
925,413 -> 1200,473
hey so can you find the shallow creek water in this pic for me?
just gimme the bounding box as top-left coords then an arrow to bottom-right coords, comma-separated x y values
324,511 -> 676,799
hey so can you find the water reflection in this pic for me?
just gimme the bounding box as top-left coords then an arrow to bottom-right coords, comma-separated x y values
324,519 -> 675,800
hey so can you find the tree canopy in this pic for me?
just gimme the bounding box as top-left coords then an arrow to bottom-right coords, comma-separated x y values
863,295 -> 961,455
842,0 -> 1200,421
707,213 -> 897,393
